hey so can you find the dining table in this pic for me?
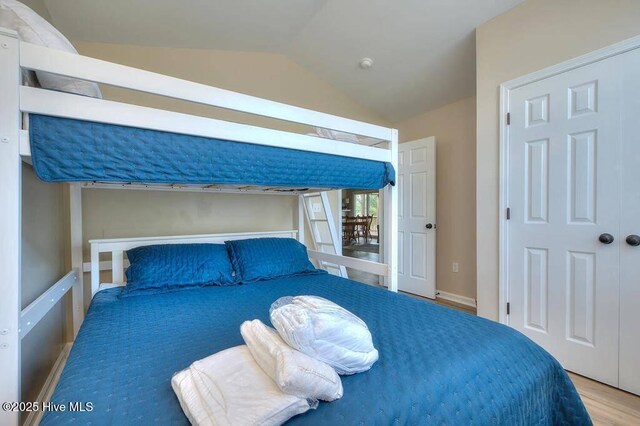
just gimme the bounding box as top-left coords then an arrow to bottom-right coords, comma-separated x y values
342,216 -> 375,243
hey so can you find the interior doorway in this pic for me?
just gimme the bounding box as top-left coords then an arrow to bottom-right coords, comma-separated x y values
341,189 -> 381,285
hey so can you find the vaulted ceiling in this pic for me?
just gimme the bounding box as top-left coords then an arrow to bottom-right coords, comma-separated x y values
35,0 -> 523,122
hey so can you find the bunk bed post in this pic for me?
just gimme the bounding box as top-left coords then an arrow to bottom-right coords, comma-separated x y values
91,243 -> 100,298
384,129 -> 399,292
0,28 -> 21,426
69,184 -> 84,336
297,195 -> 305,244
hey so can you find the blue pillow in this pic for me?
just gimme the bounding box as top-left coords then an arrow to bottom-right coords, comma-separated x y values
225,238 -> 324,283
122,243 -> 235,297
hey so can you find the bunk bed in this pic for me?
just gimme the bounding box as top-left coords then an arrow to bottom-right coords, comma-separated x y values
0,26 -> 590,426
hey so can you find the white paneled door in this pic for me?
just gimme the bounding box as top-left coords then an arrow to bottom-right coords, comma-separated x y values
506,47 -> 640,393
398,138 -> 436,298
619,49 -> 640,396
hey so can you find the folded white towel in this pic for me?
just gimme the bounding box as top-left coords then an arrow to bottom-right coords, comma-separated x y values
241,319 -> 343,402
172,346 -> 314,426
270,296 -> 379,375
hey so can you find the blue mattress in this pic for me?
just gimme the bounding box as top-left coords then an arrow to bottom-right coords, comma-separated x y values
42,275 -> 590,425
29,114 -> 395,190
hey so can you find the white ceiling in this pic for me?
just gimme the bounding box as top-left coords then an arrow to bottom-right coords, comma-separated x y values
40,0 -> 523,122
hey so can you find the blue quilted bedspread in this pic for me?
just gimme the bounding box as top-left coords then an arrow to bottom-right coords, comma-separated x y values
28,114 -> 395,190
42,275 -> 590,425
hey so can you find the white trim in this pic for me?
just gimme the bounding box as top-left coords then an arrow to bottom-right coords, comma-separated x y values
498,34 -> 640,324
501,34 -> 640,91
498,81 -> 511,325
20,87 -> 391,163
436,290 -> 477,309
0,29 -> 21,426
19,271 -> 76,338
19,41 -> 391,141
308,250 -> 389,276
23,343 -> 72,426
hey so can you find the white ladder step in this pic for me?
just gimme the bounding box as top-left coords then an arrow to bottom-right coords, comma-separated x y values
301,191 -> 347,278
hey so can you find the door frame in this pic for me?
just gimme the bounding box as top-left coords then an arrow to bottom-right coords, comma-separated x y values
498,34 -> 640,325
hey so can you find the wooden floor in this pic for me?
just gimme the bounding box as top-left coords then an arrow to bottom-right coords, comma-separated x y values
568,372 -> 640,426
342,245 -> 640,425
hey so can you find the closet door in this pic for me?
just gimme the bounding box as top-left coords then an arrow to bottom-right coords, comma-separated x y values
507,54 -> 622,386
619,48 -> 640,396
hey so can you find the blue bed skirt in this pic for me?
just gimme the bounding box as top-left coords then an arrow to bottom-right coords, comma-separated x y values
41,275 -> 590,425
28,114 -> 395,190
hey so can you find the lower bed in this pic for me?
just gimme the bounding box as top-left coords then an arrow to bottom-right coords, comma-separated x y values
42,274 -> 590,425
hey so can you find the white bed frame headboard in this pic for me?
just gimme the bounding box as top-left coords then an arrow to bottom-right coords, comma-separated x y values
86,230 -> 298,296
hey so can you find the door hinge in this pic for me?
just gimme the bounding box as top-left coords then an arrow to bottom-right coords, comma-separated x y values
506,112 -> 511,125
506,207 -> 511,220
506,302 -> 510,315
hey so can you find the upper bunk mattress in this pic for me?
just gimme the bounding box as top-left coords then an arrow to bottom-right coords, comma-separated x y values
41,274 -> 590,425
28,114 -> 395,190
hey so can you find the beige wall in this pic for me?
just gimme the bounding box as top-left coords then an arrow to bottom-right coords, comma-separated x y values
476,0 -> 640,319
21,0 -> 51,22
21,165 -> 68,407
395,96 -> 476,300
81,189 -> 298,307
74,42 -> 387,132
71,42 -> 384,306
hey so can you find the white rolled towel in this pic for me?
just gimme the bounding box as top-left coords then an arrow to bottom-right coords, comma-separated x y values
270,296 -> 379,375
172,346 -> 314,426
241,319 -> 343,402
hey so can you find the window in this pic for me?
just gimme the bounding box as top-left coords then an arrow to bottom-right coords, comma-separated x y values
353,192 -> 379,234
354,193 -> 378,216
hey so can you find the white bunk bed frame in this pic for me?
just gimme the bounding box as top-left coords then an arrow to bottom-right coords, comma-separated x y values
0,28 -> 398,425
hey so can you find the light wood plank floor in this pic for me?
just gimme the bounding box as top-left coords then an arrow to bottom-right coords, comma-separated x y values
342,245 -> 640,425
568,372 -> 640,426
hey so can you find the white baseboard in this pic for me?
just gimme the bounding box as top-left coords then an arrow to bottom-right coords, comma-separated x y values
436,290 -> 477,309
25,342 -> 72,426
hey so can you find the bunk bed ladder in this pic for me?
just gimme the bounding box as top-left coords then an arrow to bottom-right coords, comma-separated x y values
302,192 -> 348,278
